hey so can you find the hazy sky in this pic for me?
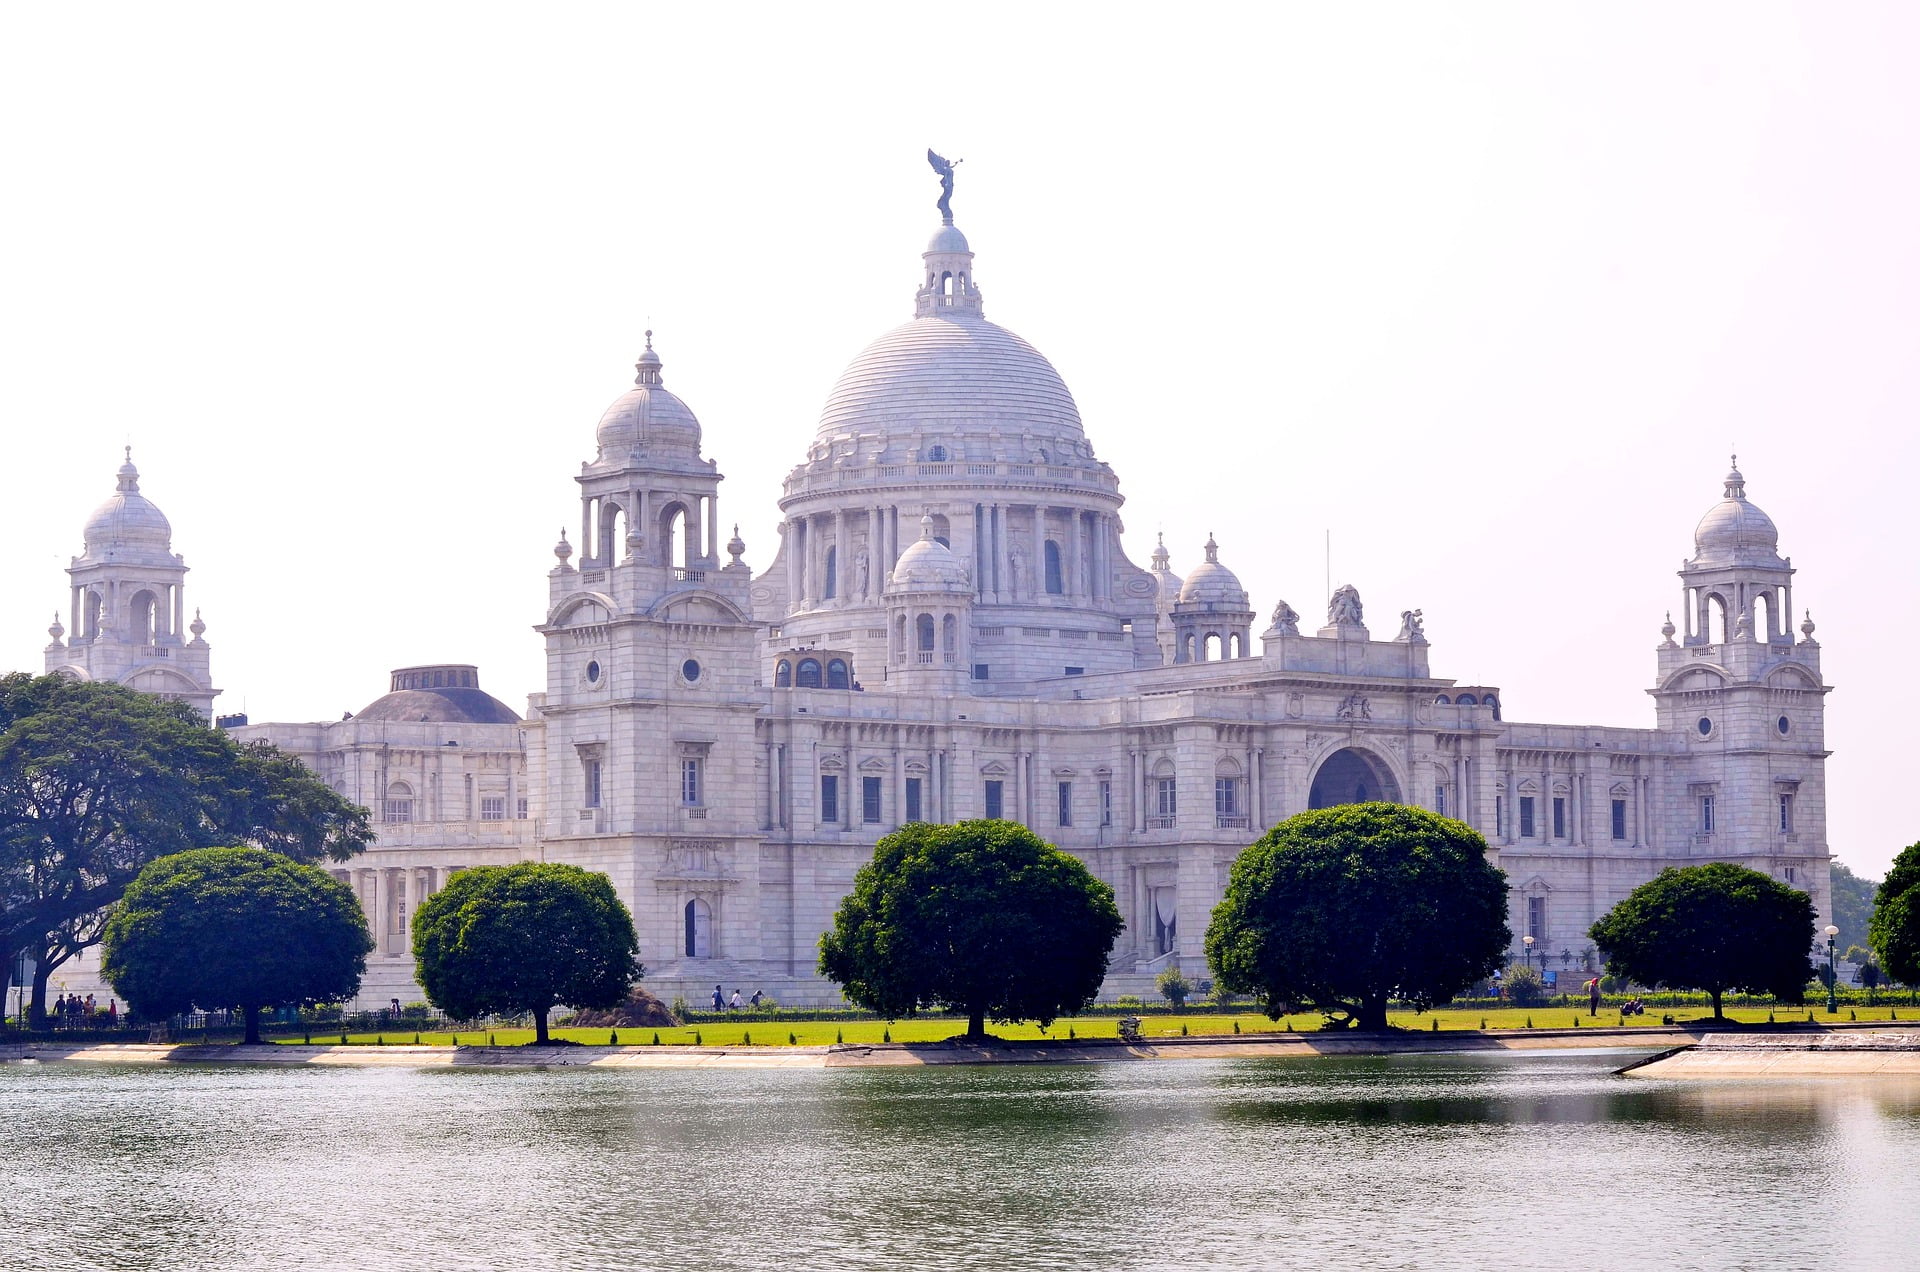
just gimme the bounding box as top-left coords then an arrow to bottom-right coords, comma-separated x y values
3,5 -> 1913,877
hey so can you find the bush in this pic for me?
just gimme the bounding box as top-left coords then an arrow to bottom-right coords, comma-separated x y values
1114,995 -> 1144,1011
1504,963 -> 1548,1007
1156,967 -> 1192,1009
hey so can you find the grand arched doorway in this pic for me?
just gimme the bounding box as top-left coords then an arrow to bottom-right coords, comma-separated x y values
1308,747 -> 1403,809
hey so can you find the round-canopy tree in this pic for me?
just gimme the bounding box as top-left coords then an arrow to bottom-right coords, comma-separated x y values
100,846 -> 373,1044
1204,802 -> 1510,1031
819,819 -> 1123,1039
1589,861 -> 1815,1019
410,862 -> 641,1044
1868,841 -> 1920,985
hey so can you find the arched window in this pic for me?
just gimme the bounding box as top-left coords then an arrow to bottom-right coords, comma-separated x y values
660,502 -> 690,569
823,546 -> 838,599
1486,697 -> 1501,721
1229,633 -> 1244,659
1181,633 -> 1196,663
774,660 -> 792,687
1044,540 -> 1064,594
894,614 -> 908,659
927,512 -> 951,547
916,614 -> 936,651
1706,593 -> 1728,644
83,590 -> 102,639
796,658 -> 823,688
600,500 -> 625,562
942,614 -> 958,660
684,898 -> 712,958
1435,695 -> 1452,705
826,659 -> 850,689
926,444 -> 948,463
1455,693 -> 1476,706
1754,591 -> 1773,642
940,270 -> 953,295
128,590 -> 157,645
384,782 -> 414,825
1203,633 -> 1222,662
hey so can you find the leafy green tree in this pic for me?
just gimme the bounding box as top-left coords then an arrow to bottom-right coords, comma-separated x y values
0,673 -> 372,1024
1829,861 -> 1877,955
1502,962 -> 1547,1007
1203,803 -> 1510,1031
1870,841 -> 1920,986
819,819 -> 1123,1039
100,847 -> 372,1044
411,862 -> 641,1044
1589,862 -> 1814,1019
1843,944 -> 1883,990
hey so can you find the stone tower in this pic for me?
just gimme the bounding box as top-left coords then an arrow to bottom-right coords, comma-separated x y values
44,450 -> 216,717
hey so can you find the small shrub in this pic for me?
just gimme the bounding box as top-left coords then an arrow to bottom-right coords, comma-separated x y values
882,1026 -> 891,1042
1285,1021 -> 1293,1031
670,996 -> 690,1022
788,1032 -> 796,1045
1233,1020 -> 1241,1034
1524,1017 -> 1532,1029
339,1032 -> 348,1045
610,1030 -> 619,1046
412,1033 -> 421,1045
693,1031 -> 702,1045
1180,1023 -> 1188,1036
1432,1018 -> 1439,1032
1480,1018 -> 1486,1030
1115,995 -> 1145,1011
1157,967 -> 1193,1009
743,1031 -> 751,1046
1505,963 -> 1548,1007
1068,1026 -> 1075,1039
836,1029 -> 844,1044
489,1033 -> 496,1046
376,1035 -> 385,1046
652,1032 -> 661,1046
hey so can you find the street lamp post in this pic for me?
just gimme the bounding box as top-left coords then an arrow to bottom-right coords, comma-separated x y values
1826,924 -> 1840,1014
1523,934 -> 1535,976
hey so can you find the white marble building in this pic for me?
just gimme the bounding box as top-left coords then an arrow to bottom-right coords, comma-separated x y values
43,196 -> 1832,1010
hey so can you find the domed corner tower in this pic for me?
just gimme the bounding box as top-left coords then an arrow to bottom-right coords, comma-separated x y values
45,450 -> 217,718
1169,535 -> 1256,664
884,515 -> 975,692
750,185 -> 1163,690
1650,458 -> 1831,922
533,333 -> 768,979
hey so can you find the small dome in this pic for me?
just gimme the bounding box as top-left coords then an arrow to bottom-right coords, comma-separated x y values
1693,460 -> 1781,565
82,450 -> 173,562
355,665 -> 520,725
926,224 -> 971,255
595,333 -> 702,463
1177,535 -> 1249,608
889,517 -> 972,591
1149,532 -> 1183,605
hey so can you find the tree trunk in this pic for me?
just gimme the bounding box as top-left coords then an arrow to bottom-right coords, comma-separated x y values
1710,988 -> 1724,1021
29,958 -> 52,1031
1355,995 -> 1391,1032
243,1004 -> 262,1046
968,1007 -> 985,1039
534,1005 -> 550,1045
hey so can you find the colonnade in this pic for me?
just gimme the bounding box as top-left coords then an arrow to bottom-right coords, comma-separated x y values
783,500 -> 1119,608
335,865 -> 469,956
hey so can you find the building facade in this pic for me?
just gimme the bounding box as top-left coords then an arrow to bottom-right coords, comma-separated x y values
44,197 -> 1834,1009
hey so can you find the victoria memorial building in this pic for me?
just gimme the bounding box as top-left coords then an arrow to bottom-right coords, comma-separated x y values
39,184 -> 1833,1009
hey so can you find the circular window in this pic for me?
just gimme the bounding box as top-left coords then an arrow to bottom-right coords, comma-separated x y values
585,660 -> 601,684
682,659 -> 701,683
1777,715 -> 1790,736
1696,716 -> 1712,736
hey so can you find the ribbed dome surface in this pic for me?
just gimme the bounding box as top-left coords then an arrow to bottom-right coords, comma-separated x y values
1693,465 -> 1781,565
1177,537 -> 1249,607
889,521 -> 972,591
596,383 -> 701,458
816,312 -> 1083,445
82,455 -> 173,562
354,687 -> 521,725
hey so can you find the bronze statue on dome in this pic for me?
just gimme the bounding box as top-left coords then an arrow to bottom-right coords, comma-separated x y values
927,149 -> 963,224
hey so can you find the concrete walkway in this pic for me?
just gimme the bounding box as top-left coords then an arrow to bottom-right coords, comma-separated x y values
1621,1030 -> 1920,1078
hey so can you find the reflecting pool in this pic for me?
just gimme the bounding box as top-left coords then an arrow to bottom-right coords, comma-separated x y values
3,1050 -> 1916,1271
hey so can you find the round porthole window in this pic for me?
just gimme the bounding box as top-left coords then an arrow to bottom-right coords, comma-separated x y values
1777,715 -> 1790,736
1696,716 -> 1712,736
585,660 -> 601,684
682,659 -> 701,683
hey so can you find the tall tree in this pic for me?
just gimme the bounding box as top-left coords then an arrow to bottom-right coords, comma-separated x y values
819,819 -> 1123,1039
1590,862 -> 1815,1019
0,673 -> 372,1025
101,847 -> 373,1044
1204,802 -> 1510,1030
1869,841 -> 1920,986
411,862 -> 641,1044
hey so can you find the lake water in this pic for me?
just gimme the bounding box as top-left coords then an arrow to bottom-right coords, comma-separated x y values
3,1050 -> 1916,1271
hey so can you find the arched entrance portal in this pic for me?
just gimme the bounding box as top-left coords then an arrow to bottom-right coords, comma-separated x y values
1308,747 -> 1403,809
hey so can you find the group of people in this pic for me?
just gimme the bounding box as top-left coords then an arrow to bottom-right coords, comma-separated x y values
710,985 -> 765,1012
49,993 -> 117,1027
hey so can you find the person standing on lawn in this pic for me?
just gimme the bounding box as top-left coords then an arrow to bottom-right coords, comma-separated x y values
1587,977 -> 1602,1017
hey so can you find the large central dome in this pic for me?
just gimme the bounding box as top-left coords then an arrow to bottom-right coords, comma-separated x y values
815,310 -> 1083,445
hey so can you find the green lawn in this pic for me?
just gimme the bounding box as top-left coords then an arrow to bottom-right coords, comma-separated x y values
273,1002 -> 1915,1048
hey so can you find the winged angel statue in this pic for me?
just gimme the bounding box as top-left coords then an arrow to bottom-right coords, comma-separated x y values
927,149 -> 963,223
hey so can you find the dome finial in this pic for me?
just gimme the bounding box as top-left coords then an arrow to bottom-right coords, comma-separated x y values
1723,456 -> 1746,500
117,447 -> 140,493
927,149 -> 963,226
920,514 -> 935,540
634,331 -> 663,386
1203,533 -> 1219,563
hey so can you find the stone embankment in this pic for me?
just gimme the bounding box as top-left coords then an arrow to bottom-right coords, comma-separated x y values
1620,1030 -> 1920,1078
2,1026 -> 1696,1070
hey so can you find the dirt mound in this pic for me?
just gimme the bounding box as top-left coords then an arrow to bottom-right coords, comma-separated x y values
567,986 -> 681,1029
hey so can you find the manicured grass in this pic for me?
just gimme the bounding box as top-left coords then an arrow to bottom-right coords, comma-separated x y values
271,1002 -> 1916,1048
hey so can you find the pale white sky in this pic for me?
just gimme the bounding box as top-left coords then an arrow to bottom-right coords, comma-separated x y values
3,5 -> 1914,876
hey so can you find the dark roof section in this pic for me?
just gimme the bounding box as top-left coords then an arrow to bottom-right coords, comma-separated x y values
356,665 -> 520,725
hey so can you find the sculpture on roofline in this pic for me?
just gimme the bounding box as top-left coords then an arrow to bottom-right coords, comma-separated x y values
1328,584 -> 1364,627
1270,600 -> 1300,636
927,149 -> 963,224
1396,609 -> 1426,643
